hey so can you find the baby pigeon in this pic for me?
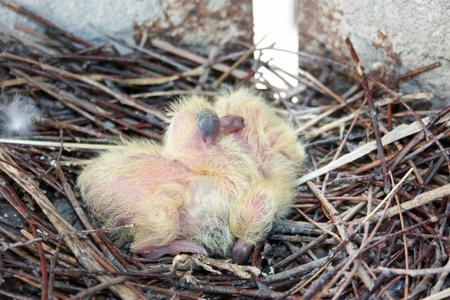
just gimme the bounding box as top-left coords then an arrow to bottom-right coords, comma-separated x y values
77,88 -> 304,263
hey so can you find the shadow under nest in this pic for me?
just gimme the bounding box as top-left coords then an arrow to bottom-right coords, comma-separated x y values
0,3 -> 449,300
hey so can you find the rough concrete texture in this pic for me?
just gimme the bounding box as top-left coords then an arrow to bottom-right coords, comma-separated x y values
0,0 -> 161,52
297,0 -> 449,108
0,0 -> 252,55
1,1 -> 447,107
135,0 -> 253,55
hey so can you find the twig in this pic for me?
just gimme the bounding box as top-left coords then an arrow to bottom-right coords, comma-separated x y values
345,38 -> 389,191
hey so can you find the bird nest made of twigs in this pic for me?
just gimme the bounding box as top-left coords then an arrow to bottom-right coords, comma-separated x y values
0,2 -> 449,300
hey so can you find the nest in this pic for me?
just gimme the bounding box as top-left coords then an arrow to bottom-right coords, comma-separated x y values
0,2 -> 449,299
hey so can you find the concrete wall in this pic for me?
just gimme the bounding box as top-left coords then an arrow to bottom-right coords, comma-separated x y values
297,0 -> 449,108
0,0 -> 253,55
1,0 -> 447,107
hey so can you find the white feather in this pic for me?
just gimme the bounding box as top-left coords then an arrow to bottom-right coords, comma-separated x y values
0,95 -> 38,137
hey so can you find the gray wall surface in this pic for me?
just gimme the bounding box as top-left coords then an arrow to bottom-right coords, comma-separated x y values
297,0 -> 449,108
1,0 -> 448,107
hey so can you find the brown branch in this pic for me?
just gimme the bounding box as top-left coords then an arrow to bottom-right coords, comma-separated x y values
345,38 -> 390,192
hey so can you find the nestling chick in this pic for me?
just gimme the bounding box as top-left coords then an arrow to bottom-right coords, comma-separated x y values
214,89 -> 305,263
77,88 -> 304,263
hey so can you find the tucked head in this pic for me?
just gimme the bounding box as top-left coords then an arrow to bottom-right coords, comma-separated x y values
164,95 -> 246,153
197,107 -> 246,145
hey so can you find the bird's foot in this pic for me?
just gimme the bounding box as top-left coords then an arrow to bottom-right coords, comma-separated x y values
140,240 -> 208,259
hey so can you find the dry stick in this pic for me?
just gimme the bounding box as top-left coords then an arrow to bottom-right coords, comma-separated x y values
2,225 -> 133,252
295,67 -> 345,105
331,262 -> 360,300
135,284 -> 205,300
2,52 -> 167,121
422,287 -> 450,300
263,254 -> 342,284
56,90 -> 162,140
431,252 -> 450,295
47,241 -> 62,300
28,221 -> 49,300
296,112 -> 449,185
15,23 -> 60,45
133,89 -> 216,98
0,138 -> 115,150
392,62 -> 441,85
13,275 -> 70,300
289,246 -> 360,299
90,24 -> 190,72
390,172 -> 409,300
0,229 -> 45,267
72,276 -> 132,299
0,261 -> 81,287
15,230 -> 78,268
306,93 -> 431,140
354,152 -> 397,175
0,149 -> 143,299
408,256 -> 445,298
345,38 -> 389,191
370,76 -> 450,174
52,52 -> 187,79
431,201 -> 450,295
263,47 -> 353,70
307,181 -> 374,290
88,68 -> 203,85
9,68 -> 130,141
362,186 -> 373,249
0,23 -> 58,55
0,0 -> 93,48
404,130 -> 450,164
54,163 -> 130,270
379,241 -> 440,300
0,174 -> 61,237
321,98 -> 367,192
213,44 -> 255,87
0,177 -> 49,300
33,63 -> 165,135
289,170 -> 414,299
301,67 -> 331,107
304,199 -> 395,300
295,89 -> 363,135
356,181 -> 450,225
362,168 -> 413,223
197,46 -> 220,89
414,154 -> 447,196
377,265 -> 450,277
34,116 -> 121,142
354,129 -> 450,175
176,280 -> 301,300
271,233 -> 329,270
18,63 -> 160,139
387,106 -> 450,171
0,76 -> 51,87
295,208 -> 342,241
306,110 -> 358,139
152,38 -> 249,80
272,202 -> 367,271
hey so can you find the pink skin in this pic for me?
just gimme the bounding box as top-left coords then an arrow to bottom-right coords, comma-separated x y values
202,114 -> 246,145
232,238 -> 252,264
212,115 -> 247,144
141,240 -> 208,259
